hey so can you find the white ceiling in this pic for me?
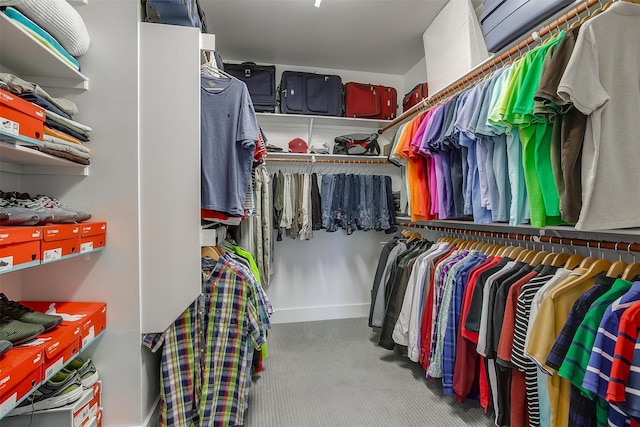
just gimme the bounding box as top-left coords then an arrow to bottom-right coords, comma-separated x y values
203,0 -> 458,76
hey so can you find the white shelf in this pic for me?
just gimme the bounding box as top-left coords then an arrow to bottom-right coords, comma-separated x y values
0,139 -> 89,176
265,152 -> 391,163
0,13 -> 89,90
256,112 -> 391,129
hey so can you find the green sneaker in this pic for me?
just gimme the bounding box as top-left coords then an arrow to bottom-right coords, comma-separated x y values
11,370 -> 83,415
0,314 -> 44,344
0,293 -> 63,331
62,357 -> 99,388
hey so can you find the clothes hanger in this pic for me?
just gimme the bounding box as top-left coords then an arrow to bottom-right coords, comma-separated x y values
520,249 -> 537,264
508,246 -> 526,259
407,232 -> 422,243
621,244 -> 640,280
564,253 -> 584,269
605,243 -> 627,278
549,252 -> 570,267
529,251 -> 550,267
201,246 -> 220,261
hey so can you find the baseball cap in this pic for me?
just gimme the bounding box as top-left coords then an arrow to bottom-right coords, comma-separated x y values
288,138 -> 308,153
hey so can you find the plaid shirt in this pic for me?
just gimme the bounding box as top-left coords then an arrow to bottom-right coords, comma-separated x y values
154,255 -> 266,427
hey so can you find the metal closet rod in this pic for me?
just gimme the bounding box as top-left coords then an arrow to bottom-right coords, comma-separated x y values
265,157 -> 389,164
378,0 -> 606,135
397,222 -> 640,253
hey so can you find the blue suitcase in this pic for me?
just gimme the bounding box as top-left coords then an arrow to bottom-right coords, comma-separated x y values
224,62 -> 276,113
480,0 -> 573,53
279,71 -> 343,117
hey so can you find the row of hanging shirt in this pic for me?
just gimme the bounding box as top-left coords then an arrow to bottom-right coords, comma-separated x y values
370,232 -> 640,427
387,1 -> 640,231
143,243 -> 273,427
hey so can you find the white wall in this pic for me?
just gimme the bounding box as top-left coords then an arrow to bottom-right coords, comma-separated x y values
403,57 -> 428,97
267,225 -> 397,324
18,1 -> 150,426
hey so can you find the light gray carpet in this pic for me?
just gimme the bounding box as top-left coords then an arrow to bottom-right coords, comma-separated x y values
243,317 -> 493,427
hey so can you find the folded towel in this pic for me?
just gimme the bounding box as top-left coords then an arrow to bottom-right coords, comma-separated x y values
0,0 -> 90,56
3,7 -> 80,70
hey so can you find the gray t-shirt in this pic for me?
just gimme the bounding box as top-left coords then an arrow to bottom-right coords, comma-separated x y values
201,77 -> 258,216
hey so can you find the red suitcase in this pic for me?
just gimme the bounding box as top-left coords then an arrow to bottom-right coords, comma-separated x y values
403,82 -> 429,112
343,82 -> 397,120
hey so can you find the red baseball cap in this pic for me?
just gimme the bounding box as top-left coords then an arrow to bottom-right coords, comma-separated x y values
288,138 -> 308,153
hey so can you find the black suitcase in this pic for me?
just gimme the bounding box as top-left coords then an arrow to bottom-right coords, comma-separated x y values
279,71 -> 343,116
224,62 -> 276,113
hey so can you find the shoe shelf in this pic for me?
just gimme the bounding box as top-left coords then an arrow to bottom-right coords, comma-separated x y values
0,329 -> 105,420
0,12 -> 89,90
0,223 -> 107,275
0,136 -> 89,176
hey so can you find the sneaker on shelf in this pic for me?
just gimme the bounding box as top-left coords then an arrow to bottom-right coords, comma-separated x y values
0,196 -> 42,226
0,314 -> 44,345
35,195 -> 92,222
62,357 -> 99,388
0,293 -> 63,331
9,193 -> 79,224
0,339 -> 12,357
0,209 -> 8,223
10,370 -> 83,415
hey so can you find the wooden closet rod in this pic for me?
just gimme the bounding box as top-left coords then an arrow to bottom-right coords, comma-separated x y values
397,221 -> 640,253
265,157 -> 389,165
379,0 -> 605,135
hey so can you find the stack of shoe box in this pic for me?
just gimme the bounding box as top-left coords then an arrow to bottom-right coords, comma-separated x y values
0,221 -> 106,272
0,88 -> 45,141
0,298 -> 106,422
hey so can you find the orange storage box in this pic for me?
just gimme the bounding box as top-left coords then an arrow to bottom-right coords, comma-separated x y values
20,301 -> 107,349
0,226 -> 42,272
20,324 -> 82,379
0,88 -> 45,141
0,346 -> 44,418
41,224 -> 80,263
79,222 -> 107,254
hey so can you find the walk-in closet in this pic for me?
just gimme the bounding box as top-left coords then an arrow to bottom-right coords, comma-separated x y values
2,0 -> 640,426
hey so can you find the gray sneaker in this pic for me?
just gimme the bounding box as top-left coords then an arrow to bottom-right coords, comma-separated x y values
0,293 -> 63,331
11,370 -> 83,415
0,339 -> 11,357
0,314 -> 44,344
62,357 -> 99,388
35,195 -> 92,222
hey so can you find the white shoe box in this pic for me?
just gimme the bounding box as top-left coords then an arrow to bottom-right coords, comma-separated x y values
3,381 -> 101,427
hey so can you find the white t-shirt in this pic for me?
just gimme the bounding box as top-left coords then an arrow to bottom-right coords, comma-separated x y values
557,2 -> 640,230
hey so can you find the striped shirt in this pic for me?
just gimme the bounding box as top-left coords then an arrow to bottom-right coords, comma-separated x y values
583,282 -> 640,399
618,334 -> 640,420
511,272 -> 559,427
607,301 -> 640,403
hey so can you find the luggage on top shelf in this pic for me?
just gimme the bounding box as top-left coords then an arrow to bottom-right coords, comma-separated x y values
479,0 -> 573,53
279,71 -> 343,116
402,82 -> 429,112
343,82 -> 397,120
144,0 -> 208,31
224,62 -> 277,113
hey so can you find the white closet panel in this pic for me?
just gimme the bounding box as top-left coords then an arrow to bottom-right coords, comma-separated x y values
139,23 -> 201,334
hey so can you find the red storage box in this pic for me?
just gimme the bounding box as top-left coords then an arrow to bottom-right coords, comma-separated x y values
0,346 -> 44,418
0,226 -> 42,272
79,222 -> 107,254
0,88 -> 45,141
20,301 -> 107,349
41,224 -> 80,263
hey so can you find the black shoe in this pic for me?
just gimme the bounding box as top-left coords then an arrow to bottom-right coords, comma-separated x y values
0,293 -> 63,331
